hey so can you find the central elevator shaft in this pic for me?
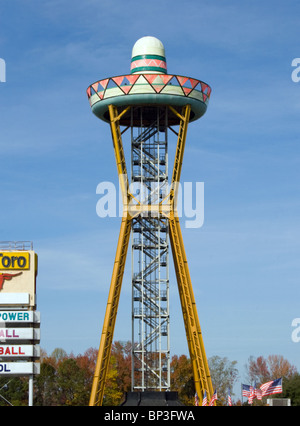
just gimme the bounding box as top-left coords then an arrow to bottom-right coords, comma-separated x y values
130,106 -> 170,391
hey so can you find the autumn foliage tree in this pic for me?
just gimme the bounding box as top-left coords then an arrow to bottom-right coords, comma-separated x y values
34,348 -> 93,406
0,344 -> 298,406
111,341 -> 131,394
246,354 -> 297,385
170,354 -> 194,405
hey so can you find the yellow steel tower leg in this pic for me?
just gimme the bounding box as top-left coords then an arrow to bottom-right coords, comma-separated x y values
168,105 -> 214,405
89,215 -> 131,406
89,105 -> 133,406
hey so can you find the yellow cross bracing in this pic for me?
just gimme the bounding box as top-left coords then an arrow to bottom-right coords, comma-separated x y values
89,104 -> 213,406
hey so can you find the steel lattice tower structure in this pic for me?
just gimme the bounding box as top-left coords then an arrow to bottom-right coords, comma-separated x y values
131,106 -> 170,392
87,37 -> 214,406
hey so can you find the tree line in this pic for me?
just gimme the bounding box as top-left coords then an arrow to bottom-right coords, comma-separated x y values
0,342 -> 298,406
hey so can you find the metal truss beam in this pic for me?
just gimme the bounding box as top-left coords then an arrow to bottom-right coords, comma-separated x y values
168,104 -> 213,405
89,214 -> 131,406
169,212 -> 213,404
89,105 -> 132,407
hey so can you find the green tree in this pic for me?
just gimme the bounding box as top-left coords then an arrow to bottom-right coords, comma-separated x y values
208,355 -> 239,404
51,348 -> 68,363
281,374 -> 300,406
0,377 -> 27,406
34,361 -> 57,406
34,348 -> 93,406
56,358 -> 90,406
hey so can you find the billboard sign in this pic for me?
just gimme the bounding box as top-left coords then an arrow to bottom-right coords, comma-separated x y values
0,327 -> 40,342
0,345 -> 40,358
0,245 -> 40,389
0,251 -> 37,307
0,252 -> 30,270
0,310 -> 40,323
0,362 -> 40,376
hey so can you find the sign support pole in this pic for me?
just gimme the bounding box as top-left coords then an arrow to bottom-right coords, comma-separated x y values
28,375 -> 33,406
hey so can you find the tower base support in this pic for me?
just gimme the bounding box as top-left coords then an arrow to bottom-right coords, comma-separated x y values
121,391 -> 183,406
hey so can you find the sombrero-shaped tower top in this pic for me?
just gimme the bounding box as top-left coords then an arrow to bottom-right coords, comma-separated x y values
131,36 -> 167,74
87,36 -> 211,126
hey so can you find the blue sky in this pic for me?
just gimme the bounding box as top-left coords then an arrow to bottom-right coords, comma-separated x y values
0,0 -> 299,396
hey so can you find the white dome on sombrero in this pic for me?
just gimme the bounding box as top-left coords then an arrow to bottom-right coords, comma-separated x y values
131,36 -> 167,74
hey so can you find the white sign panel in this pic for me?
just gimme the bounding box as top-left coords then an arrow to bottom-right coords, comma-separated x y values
0,362 -> 40,375
0,311 -> 40,323
0,293 -> 29,305
0,345 -> 40,358
0,327 -> 40,342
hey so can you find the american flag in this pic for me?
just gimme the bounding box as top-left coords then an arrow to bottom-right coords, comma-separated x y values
252,382 -> 263,401
228,388 -> 232,406
248,386 -> 255,404
202,390 -> 207,406
260,378 -> 282,396
255,386 -> 262,400
242,384 -> 256,404
194,392 -> 199,406
208,389 -> 217,406
242,384 -> 251,398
